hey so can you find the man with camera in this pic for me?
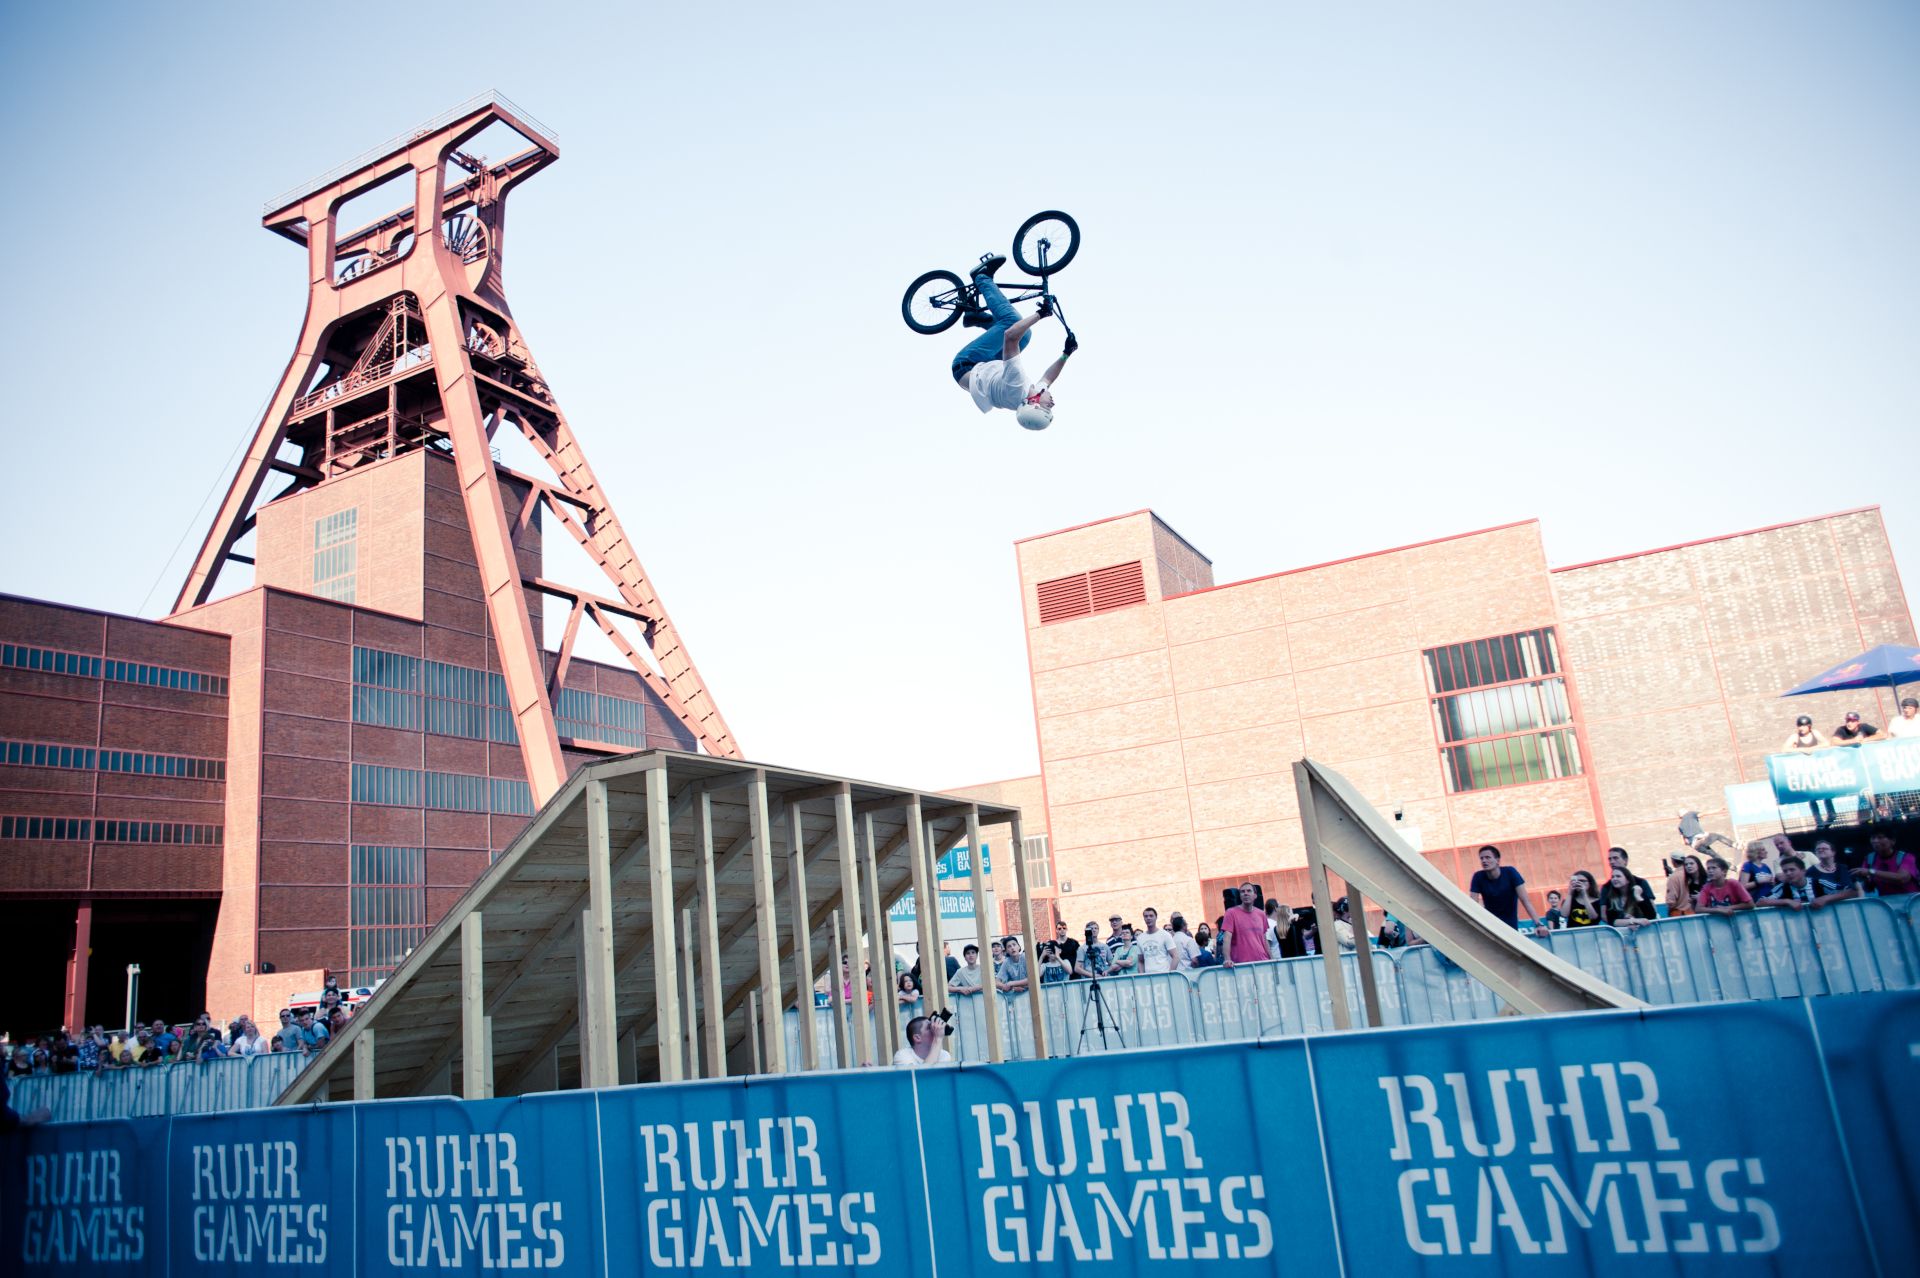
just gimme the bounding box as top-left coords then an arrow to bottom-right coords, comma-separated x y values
892,1013 -> 954,1066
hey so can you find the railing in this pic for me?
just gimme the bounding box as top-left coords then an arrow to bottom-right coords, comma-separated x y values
263,90 -> 559,214
785,895 -> 1920,1066
290,344 -> 432,417
9,1051 -> 304,1124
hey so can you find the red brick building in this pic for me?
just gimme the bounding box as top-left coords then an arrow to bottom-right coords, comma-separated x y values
1,450 -> 693,1036
960,507 -> 1915,934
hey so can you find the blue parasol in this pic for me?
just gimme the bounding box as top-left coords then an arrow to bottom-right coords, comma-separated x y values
1781,643 -> 1920,697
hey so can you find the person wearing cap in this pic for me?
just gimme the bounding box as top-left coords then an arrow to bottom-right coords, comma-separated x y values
1784,714 -> 1835,825
1832,711 -> 1878,742
1783,714 -> 1826,751
1890,698 -> 1920,739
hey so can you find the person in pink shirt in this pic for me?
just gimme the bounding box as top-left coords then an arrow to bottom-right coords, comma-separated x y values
1221,884 -> 1272,965
1860,831 -> 1920,896
1695,856 -> 1754,914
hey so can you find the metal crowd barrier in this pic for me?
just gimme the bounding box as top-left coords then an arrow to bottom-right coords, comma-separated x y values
781,896 -> 1920,1066
10,1051 -> 305,1124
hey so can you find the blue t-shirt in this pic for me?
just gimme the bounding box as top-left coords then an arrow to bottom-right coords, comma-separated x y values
1469,866 -> 1527,927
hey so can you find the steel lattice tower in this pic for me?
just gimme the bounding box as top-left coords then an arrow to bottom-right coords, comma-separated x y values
174,94 -> 738,801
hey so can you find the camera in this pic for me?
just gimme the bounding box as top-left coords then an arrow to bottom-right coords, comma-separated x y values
933,1007 -> 955,1037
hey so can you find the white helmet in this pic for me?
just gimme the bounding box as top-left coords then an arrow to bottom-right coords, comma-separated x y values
1015,403 -> 1053,431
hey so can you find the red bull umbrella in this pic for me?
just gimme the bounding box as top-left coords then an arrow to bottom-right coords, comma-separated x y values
1782,642 -> 1920,696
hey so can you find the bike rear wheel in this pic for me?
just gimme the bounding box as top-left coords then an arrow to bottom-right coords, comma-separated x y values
1013,210 -> 1080,276
901,269 -> 966,334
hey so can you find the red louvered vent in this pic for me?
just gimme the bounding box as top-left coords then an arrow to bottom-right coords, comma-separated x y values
1037,560 -> 1146,625
1089,561 -> 1147,612
1036,573 -> 1094,625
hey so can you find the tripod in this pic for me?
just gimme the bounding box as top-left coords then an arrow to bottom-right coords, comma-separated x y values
1076,972 -> 1127,1053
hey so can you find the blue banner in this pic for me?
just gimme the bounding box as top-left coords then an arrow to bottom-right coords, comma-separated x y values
1766,747 -> 1870,803
353,1091 -> 605,1275
3,1116 -> 166,1273
167,1105 -> 351,1271
599,1070 -> 933,1273
1310,998 -> 1874,1272
1860,736 -> 1920,793
914,1041 -> 1340,1272
936,843 -> 990,882
5,994 -> 1914,1275
1808,993 -> 1920,1268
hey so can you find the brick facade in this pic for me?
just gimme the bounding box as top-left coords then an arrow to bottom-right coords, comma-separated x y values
2,452 -> 694,1033
990,508 -> 1915,931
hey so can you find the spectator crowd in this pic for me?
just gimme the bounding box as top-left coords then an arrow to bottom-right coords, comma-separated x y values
2,976 -> 362,1080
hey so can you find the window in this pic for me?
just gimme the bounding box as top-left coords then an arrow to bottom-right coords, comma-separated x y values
0,740 -> 229,780
349,844 -> 427,986
2,644 -> 226,695
1,644 -> 102,678
556,687 -> 649,748
1035,560 -> 1148,625
0,816 -> 223,844
351,763 -> 421,807
1424,628 -> 1583,793
2,740 -> 96,771
1022,834 -> 1054,890
352,647 -> 517,744
313,508 -> 359,603
353,762 -> 531,815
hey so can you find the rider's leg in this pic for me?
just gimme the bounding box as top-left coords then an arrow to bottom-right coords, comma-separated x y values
952,277 -> 1026,384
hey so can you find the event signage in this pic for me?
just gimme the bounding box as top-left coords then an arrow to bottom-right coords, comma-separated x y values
936,843 -> 990,882
4,993 -> 1909,1275
1762,737 -> 1920,807
1764,745 -> 1869,804
1859,736 -> 1920,793
887,889 -> 977,921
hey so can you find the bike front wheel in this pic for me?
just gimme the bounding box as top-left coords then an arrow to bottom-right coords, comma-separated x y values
1013,210 -> 1080,276
901,269 -> 966,334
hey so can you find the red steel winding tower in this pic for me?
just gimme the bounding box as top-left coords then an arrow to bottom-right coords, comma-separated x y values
174,93 -> 738,805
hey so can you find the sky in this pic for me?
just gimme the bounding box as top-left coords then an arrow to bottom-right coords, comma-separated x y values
2,3 -> 1915,792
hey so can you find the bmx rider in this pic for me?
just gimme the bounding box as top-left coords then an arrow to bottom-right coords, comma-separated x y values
951,255 -> 1077,429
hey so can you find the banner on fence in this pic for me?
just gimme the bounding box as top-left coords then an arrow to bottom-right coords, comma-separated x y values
3,994 -> 1910,1275
1766,746 -> 1870,804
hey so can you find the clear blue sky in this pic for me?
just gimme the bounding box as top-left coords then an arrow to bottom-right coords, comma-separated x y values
2,3 -> 1915,790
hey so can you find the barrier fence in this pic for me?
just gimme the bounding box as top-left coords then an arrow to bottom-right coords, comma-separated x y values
791,895 -> 1920,1066
8,1051 -> 304,1125
16,899 -> 1919,1121
5,991 -> 1912,1275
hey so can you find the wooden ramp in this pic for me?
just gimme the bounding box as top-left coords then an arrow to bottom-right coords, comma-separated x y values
278,750 -> 1040,1103
1294,757 -> 1641,1026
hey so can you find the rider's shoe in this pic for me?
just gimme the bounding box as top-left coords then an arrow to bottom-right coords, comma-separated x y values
970,253 -> 1007,279
961,310 -> 993,328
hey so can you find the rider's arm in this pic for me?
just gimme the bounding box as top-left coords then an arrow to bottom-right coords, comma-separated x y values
1000,309 -> 1051,360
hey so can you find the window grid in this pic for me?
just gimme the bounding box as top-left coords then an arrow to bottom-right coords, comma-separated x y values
351,647 -> 518,745
351,763 -> 532,815
0,816 -> 223,844
1423,627 -> 1584,794
1022,834 -> 1054,890
313,508 -> 359,603
0,739 -> 227,780
349,843 -> 427,986
1,644 -> 226,695
556,686 -> 650,748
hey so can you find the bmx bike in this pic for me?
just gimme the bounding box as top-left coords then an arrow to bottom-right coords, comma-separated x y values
900,209 -> 1080,337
